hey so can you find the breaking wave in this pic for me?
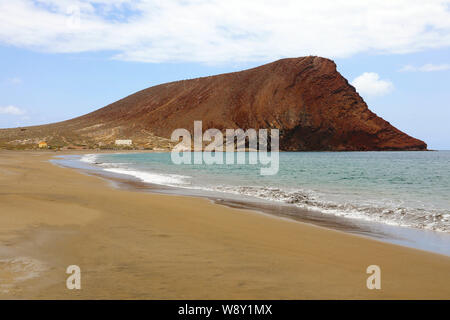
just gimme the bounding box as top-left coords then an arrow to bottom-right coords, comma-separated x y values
202,185 -> 450,232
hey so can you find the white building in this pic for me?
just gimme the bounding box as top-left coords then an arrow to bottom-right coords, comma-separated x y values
115,139 -> 133,146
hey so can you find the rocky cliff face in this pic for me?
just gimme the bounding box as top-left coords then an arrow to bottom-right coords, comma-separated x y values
0,56 -> 426,150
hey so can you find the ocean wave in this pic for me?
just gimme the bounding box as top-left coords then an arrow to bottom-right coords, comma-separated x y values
103,167 -> 190,186
80,154 -> 191,186
80,154 -> 98,164
206,185 -> 450,232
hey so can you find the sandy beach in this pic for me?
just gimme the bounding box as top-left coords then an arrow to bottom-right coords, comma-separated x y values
0,150 -> 449,299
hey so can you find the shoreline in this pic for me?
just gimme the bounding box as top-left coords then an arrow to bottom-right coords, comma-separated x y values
55,151 -> 450,256
0,150 -> 449,299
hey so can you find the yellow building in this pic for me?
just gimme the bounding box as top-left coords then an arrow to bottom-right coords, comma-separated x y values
38,141 -> 48,148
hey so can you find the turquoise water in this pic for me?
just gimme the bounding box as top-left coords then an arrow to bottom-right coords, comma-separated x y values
81,151 -> 450,233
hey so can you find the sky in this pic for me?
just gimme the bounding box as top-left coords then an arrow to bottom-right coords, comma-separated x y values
0,0 -> 449,149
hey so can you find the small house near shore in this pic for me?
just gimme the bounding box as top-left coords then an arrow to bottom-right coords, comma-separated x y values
38,141 -> 48,148
115,139 -> 132,146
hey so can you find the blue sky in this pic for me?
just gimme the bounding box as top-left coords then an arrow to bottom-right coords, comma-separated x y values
0,0 -> 449,149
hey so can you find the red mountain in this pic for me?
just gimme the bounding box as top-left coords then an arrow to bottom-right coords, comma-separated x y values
0,56 -> 426,151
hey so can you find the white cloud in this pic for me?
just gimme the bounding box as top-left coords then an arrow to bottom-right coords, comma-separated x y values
8,77 -> 22,84
351,72 -> 394,97
399,63 -> 450,72
0,106 -> 26,115
0,0 -> 450,64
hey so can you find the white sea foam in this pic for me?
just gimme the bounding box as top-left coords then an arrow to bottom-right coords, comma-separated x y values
103,167 -> 190,187
79,153 -> 190,186
80,154 -> 98,164
195,185 -> 450,232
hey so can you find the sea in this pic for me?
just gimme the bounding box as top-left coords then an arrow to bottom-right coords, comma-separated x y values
53,151 -> 450,255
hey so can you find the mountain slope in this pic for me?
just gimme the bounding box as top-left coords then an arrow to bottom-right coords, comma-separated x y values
0,56 -> 426,151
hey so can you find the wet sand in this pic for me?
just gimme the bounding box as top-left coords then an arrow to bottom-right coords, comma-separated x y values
0,150 -> 449,299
